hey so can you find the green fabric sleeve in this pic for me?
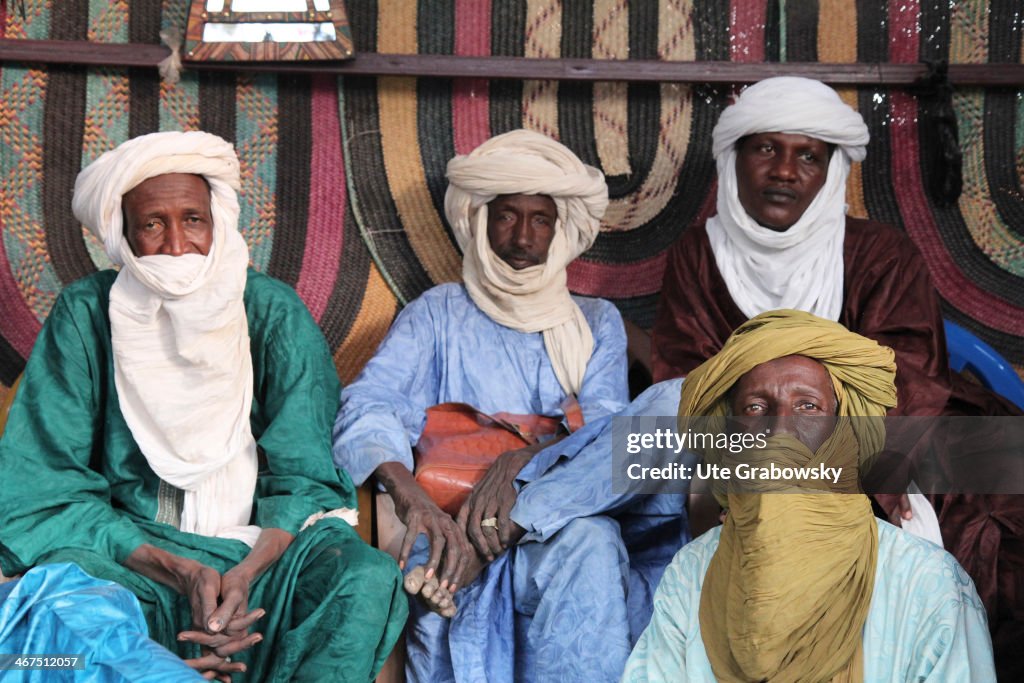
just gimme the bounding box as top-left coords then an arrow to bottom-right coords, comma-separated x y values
247,275 -> 356,535
0,291 -> 149,574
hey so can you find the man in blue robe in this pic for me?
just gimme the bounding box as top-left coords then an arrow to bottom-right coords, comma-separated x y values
334,130 -> 682,682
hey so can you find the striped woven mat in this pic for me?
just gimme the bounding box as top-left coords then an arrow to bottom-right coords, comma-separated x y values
0,0 -> 1022,398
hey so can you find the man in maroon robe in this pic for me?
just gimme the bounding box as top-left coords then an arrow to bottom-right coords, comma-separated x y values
652,76 -> 1022,678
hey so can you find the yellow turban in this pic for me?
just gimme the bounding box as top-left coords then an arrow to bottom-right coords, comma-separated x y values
679,309 -> 896,683
680,308 -> 896,494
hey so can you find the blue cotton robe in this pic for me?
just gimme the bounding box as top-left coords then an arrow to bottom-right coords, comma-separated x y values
335,283 -> 681,682
623,520 -> 996,682
0,564 -> 201,682
511,379 -> 692,645
334,283 -> 628,486
431,380 -> 691,682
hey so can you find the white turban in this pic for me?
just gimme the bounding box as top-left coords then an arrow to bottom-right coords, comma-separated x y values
73,131 -> 260,547
706,77 -> 870,321
444,129 -> 609,396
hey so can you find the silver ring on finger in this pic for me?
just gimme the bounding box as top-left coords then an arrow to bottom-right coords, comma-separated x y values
480,517 -> 498,531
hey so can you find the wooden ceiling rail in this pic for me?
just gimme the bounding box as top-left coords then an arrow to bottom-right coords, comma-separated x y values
0,38 -> 170,67
1,38 -> 1023,87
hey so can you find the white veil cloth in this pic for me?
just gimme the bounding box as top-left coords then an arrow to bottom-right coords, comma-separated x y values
444,129 -> 609,396
707,76 -> 870,321
73,131 -> 261,546
706,80 -> 943,547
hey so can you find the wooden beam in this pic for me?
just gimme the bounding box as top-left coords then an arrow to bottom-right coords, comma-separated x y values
0,38 -> 170,67
1,38 -> 1023,86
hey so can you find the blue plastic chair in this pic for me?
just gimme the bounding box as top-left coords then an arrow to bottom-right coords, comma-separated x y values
943,320 -> 1024,410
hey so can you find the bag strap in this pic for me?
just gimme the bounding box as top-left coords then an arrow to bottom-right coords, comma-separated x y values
427,403 -> 537,444
426,401 -> 582,444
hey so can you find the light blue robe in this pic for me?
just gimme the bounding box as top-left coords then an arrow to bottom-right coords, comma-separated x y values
510,379 -> 691,649
623,520 -> 996,682
0,563 -> 201,682
334,283 -> 628,486
334,285 -> 687,682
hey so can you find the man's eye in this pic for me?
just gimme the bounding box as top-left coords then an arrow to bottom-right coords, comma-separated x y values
758,144 -> 774,153
800,152 -> 819,163
744,404 -> 765,414
798,402 -> 819,410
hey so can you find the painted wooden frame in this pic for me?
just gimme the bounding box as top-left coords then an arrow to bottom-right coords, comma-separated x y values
184,0 -> 354,62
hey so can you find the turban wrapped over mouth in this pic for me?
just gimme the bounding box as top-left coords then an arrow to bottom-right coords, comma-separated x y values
679,309 -> 896,683
678,308 -> 897,502
71,131 -> 262,546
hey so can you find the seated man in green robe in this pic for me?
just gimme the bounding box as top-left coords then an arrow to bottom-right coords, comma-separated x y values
0,131 -> 406,682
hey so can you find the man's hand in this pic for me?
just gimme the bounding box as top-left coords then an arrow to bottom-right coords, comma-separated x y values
125,544 -> 228,630
457,448 -> 532,561
178,608 -> 265,651
125,529 -> 293,680
125,546 -> 262,680
179,607 -> 266,682
206,567 -> 252,633
179,561 -> 227,633
375,462 -> 472,592
182,650 -> 248,682
874,492 -> 913,527
174,561 -> 255,681
180,527 -> 294,677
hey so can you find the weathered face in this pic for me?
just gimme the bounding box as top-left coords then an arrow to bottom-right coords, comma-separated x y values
735,132 -> 830,231
730,354 -> 838,453
122,173 -> 213,257
486,193 -> 557,270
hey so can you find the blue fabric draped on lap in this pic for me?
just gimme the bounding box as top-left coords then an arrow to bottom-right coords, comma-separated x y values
403,379 -> 692,682
0,563 -> 200,682
335,284 -> 692,682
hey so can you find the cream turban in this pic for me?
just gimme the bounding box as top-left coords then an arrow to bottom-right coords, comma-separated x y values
73,131 -> 242,273
444,129 -> 609,396
706,77 -> 870,322
72,131 -> 260,546
711,77 -> 870,161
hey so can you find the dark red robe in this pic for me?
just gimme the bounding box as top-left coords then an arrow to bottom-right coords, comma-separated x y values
653,217 -> 1023,676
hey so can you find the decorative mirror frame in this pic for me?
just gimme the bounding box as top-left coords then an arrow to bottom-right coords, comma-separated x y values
185,0 -> 354,62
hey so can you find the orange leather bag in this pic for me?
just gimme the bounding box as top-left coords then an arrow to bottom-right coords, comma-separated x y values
414,399 -> 583,516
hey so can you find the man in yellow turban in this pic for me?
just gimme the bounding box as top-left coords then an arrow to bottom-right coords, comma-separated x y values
623,310 -> 994,682
651,77 -> 1024,675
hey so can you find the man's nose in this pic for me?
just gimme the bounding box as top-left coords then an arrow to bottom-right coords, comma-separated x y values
161,222 -> 187,256
511,219 -> 532,247
769,153 -> 798,181
768,408 -> 797,437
